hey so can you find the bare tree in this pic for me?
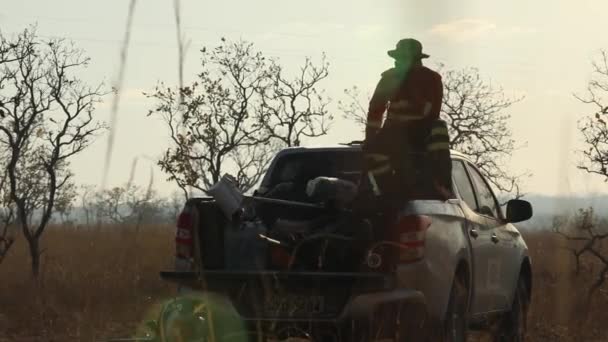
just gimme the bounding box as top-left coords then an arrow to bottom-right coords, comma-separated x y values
576,50 -> 608,180
146,39 -> 271,195
91,183 -> 167,226
147,39 -> 332,196
338,86 -> 368,133
79,184 -> 97,226
0,27 -> 106,276
92,186 -> 130,224
554,207 -> 608,299
90,187 -> 122,225
441,67 -> 526,198
339,66 -> 525,198
258,55 -> 331,147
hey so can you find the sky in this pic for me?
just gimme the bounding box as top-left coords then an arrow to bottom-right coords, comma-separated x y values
2,0 -> 608,198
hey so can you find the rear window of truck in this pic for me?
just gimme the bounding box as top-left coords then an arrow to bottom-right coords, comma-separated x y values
266,150 -> 362,188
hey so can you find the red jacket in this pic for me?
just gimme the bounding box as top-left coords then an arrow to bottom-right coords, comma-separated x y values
366,65 -> 443,133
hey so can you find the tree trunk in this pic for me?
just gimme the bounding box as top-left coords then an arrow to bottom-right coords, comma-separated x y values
27,237 -> 40,277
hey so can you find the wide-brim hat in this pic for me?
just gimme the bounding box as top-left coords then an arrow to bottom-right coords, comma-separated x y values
387,38 -> 430,60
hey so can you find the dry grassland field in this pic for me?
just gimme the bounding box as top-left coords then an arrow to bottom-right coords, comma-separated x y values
1,226 -> 607,342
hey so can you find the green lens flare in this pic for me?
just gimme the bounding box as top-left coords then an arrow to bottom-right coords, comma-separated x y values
137,293 -> 248,342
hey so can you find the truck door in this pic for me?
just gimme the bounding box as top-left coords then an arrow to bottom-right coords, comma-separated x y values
451,160 -> 494,315
464,162 -> 513,312
485,220 -> 522,311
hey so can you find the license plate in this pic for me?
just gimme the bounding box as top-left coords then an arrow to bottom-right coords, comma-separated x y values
263,294 -> 325,316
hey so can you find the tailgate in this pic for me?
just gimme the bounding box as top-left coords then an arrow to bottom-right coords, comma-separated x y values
160,270 -> 396,321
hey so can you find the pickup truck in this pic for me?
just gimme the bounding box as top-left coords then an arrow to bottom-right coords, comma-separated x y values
160,144 -> 533,342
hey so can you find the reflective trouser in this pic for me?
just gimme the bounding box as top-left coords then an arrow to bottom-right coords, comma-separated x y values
356,151 -> 399,228
363,152 -> 393,197
361,119 -> 453,201
426,120 -> 453,198
359,125 -> 421,212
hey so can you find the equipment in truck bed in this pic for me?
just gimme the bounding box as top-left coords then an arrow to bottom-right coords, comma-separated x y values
202,171 -> 372,273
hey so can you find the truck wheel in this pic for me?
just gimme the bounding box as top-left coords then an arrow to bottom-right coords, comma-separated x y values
440,274 -> 469,342
493,276 -> 528,342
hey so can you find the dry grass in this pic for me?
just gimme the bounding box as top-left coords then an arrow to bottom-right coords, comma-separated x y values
0,227 -> 607,341
522,231 -> 608,341
0,225 -> 175,341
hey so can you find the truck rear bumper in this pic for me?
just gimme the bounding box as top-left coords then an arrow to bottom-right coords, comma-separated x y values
339,288 -> 426,320
160,270 -> 426,323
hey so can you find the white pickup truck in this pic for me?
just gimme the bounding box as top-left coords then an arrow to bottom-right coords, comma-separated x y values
160,144 -> 533,342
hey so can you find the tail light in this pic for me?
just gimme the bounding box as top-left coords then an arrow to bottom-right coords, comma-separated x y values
175,211 -> 194,265
270,245 -> 291,269
394,215 -> 432,263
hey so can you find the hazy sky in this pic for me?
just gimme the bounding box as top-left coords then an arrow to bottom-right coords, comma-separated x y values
2,0 -> 608,197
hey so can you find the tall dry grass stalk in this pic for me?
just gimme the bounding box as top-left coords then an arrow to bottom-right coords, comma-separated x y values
172,0 -> 187,102
102,0 -> 138,191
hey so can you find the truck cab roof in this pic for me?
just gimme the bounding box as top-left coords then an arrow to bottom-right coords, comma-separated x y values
273,143 -> 469,161
257,144 -> 470,195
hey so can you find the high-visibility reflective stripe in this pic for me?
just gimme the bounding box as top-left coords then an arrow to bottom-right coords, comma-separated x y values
365,153 -> 390,162
368,172 -> 381,196
428,132 -> 450,143
429,137 -> 450,145
367,120 -> 382,128
431,126 -> 449,136
390,99 -> 409,110
427,142 -> 450,151
369,164 -> 392,175
431,120 -> 448,126
386,112 -> 425,122
423,102 -> 432,116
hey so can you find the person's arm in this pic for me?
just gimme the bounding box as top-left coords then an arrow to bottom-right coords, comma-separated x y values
423,70 -> 443,120
431,74 -> 443,119
366,71 -> 393,141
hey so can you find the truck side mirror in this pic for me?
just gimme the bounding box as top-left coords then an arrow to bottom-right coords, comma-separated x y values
506,199 -> 533,223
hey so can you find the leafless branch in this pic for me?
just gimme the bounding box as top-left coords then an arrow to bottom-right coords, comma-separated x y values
88,182 -> 167,226
258,54 -> 332,146
576,50 -> 608,181
338,86 -> 368,133
439,66 -> 526,197
147,39 -> 328,194
553,207 -> 608,298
